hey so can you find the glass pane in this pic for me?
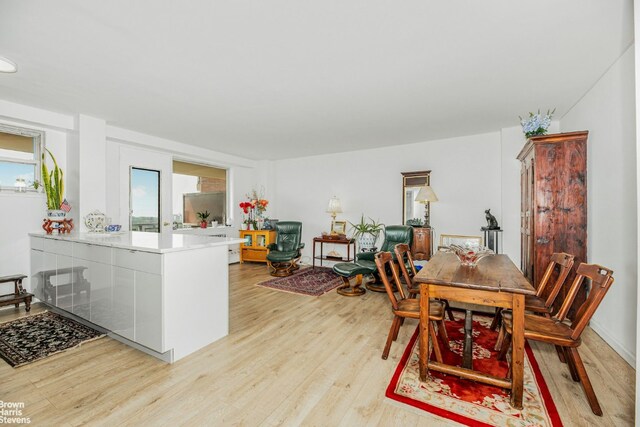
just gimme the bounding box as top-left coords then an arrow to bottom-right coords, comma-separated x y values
130,168 -> 160,233
0,132 -> 34,160
0,161 -> 35,188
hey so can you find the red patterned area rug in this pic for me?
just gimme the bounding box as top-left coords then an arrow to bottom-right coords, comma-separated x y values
386,313 -> 563,427
256,267 -> 342,296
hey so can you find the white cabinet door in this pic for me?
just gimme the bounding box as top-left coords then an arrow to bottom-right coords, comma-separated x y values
30,249 -> 44,300
112,266 -> 135,341
90,261 -> 112,330
72,259 -> 91,320
42,251 -> 57,305
134,271 -> 163,351
55,254 -> 74,310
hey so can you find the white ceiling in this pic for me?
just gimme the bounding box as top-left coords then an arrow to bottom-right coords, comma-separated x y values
0,1 -> 634,160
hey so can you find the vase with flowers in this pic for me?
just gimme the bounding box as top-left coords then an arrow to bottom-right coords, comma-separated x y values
519,108 -> 555,138
239,188 -> 269,230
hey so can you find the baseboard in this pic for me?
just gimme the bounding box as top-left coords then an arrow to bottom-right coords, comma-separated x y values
589,319 -> 636,367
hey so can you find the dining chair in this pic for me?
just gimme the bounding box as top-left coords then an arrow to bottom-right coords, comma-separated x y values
374,251 -> 449,361
490,252 -> 575,330
497,263 -> 614,416
393,243 -> 455,321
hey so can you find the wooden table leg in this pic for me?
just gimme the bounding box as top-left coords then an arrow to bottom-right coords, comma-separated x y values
462,309 -> 473,370
419,283 -> 430,381
510,293 -> 525,409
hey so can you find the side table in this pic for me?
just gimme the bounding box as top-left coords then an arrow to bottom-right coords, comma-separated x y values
312,237 -> 356,268
0,275 -> 33,312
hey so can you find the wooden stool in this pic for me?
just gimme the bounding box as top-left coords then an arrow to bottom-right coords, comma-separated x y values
0,274 -> 33,312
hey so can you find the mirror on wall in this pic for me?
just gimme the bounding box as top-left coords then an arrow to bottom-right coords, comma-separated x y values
401,170 -> 431,226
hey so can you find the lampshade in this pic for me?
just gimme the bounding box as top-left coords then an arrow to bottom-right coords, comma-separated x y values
415,185 -> 439,203
326,196 -> 342,214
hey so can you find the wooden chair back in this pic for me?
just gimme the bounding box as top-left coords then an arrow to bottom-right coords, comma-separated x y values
394,243 -> 417,294
553,263 -> 614,339
374,251 -> 407,310
536,252 -> 575,308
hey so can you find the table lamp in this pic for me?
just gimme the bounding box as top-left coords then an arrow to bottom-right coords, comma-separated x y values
415,185 -> 438,228
326,196 -> 342,234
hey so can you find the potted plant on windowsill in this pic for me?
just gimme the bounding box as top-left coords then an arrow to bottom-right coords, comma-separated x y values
42,149 -> 65,219
197,211 -> 210,228
349,215 -> 384,251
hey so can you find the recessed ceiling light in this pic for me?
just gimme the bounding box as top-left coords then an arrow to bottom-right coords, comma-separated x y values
0,56 -> 17,73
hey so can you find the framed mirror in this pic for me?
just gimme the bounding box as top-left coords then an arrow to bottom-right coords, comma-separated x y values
401,170 -> 431,227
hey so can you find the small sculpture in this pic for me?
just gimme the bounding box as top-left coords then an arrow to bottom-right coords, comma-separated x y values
482,209 -> 500,230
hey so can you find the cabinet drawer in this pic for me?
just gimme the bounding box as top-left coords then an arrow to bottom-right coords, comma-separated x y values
73,242 -> 112,264
44,239 -> 73,256
30,236 -> 44,251
242,248 -> 267,262
113,248 -> 161,274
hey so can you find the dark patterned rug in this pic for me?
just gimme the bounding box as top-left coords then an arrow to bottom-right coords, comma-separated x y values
256,267 -> 342,296
0,311 -> 105,367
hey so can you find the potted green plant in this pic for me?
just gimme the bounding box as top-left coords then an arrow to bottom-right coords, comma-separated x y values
41,149 -> 65,218
349,215 -> 384,251
197,211 -> 210,228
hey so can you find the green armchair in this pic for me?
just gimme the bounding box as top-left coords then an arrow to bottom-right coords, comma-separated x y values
357,225 -> 413,292
266,221 -> 305,277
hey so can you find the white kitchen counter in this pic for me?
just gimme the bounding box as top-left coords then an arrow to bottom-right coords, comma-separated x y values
28,231 -> 245,253
29,231 -> 244,362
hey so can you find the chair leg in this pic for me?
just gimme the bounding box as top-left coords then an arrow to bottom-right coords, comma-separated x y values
436,319 -> 450,351
444,299 -> 455,321
556,345 -> 567,363
494,323 -> 506,351
490,307 -> 502,331
429,322 -> 443,363
392,317 -> 403,341
567,347 -> 603,416
382,316 -> 400,360
497,331 -> 511,361
563,347 -> 580,382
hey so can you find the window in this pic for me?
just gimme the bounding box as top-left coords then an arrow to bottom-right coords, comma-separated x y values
172,160 -> 227,227
130,167 -> 161,232
0,125 -> 43,191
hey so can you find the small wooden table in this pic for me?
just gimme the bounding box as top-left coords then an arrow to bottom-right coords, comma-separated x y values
0,274 -> 33,312
414,252 -> 535,409
312,237 -> 356,268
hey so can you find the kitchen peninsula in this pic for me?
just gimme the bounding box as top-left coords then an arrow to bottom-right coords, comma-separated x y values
29,231 -> 245,362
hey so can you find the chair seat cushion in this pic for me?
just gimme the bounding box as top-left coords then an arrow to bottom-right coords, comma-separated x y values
502,312 -> 580,347
332,260 -> 376,277
266,251 -> 298,262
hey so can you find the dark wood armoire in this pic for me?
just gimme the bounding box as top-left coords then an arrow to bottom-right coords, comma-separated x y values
517,131 -> 588,317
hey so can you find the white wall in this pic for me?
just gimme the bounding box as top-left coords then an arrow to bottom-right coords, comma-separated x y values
0,107 -> 73,293
561,45 -> 637,366
272,132 -> 503,263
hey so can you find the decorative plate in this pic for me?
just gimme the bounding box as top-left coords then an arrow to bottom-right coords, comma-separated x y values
84,210 -> 107,233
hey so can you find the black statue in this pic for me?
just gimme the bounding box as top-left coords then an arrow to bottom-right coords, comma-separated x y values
482,209 -> 500,230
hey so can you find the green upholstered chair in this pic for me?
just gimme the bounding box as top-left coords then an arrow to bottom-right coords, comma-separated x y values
266,221 -> 304,277
357,225 -> 413,292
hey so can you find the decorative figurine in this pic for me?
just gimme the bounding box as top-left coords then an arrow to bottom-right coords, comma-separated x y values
482,209 -> 500,230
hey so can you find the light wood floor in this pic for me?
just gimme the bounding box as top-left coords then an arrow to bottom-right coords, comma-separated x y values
0,263 -> 635,426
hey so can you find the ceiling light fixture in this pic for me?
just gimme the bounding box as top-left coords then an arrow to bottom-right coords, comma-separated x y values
0,56 -> 17,73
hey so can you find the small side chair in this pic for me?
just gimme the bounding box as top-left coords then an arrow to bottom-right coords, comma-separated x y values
374,251 -> 449,361
497,263 -> 614,416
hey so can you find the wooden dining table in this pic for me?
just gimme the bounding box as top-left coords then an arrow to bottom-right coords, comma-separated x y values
414,252 -> 535,409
